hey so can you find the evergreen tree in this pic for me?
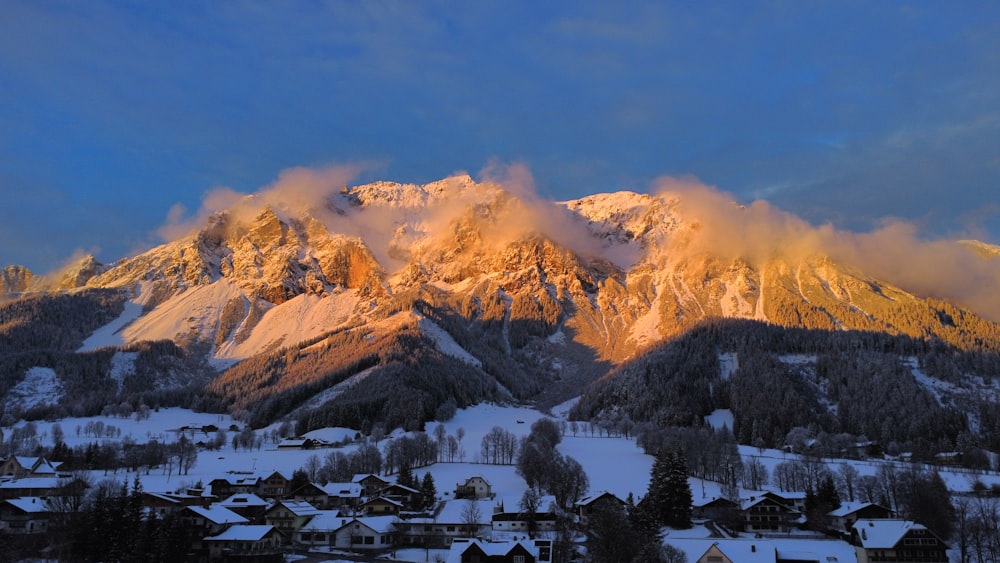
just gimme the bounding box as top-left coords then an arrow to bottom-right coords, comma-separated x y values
397,463 -> 415,489
667,449 -> 693,529
646,448 -> 675,526
288,468 -> 310,493
420,472 -> 437,509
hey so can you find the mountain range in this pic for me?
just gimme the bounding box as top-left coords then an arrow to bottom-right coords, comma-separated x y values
3,175 -> 999,454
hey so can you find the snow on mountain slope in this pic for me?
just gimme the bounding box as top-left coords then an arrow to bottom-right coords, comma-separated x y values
79,300 -> 144,351
216,290 -> 361,359
121,279 -> 246,347
4,367 -> 62,411
417,315 -> 482,367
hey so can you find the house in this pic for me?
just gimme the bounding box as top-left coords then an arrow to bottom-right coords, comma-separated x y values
143,491 -> 204,517
264,500 -> 322,541
456,476 -> 493,500
666,537 -> 857,563
762,490 -> 808,513
331,516 -> 397,551
491,495 -> 557,536
444,538 -> 554,563
0,456 -> 61,478
378,482 -> 423,509
0,497 -> 50,534
396,499 -> 495,548
295,511 -> 344,548
181,505 -> 250,536
219,493 -> 269,522
208,473 -> 262,499
362,496 -> 403,516
259,471 -> 289,498
739,495 -> 802,533
352,473 -> 390,497
277,437 -> 319,450
827,502 -> 892,537
0,477 -> 65,500
203,524 -> 282,562
692,496 -> 740,524
575,491 -> 625,526
289,481 -> 362,510
851,519 -> 949,563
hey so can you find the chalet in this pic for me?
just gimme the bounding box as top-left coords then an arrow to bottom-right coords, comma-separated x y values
851,519 -> 949,563
143,491 -> 204,517
352,473 -> 390,497
445,538 -> 554,563
378,482 -> 422,509
362,496 -> 403,516
181,505 -> 250,536
0,477 -> 64,500
208,474 -> 262,499
276,437 -> 319,450
264,500 -> 322,542
491,495 -> 557,536
739,496 -> 803,533
259,471 -> 289,498
575,491 -> 625,526
0,497 -> 50,534
692,496 -> 740,523
762,490 -> 808,513
288,481 -> 362,510
219,493 -> 269,522
827,502 -> 892,537
203,524 -> 282,562
0,456 -> 61,478
331,516 -> 396,551
295,511 -> 344,548
456,476 -> 493,500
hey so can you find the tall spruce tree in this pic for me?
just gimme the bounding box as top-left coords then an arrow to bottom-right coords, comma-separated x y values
667,449 -> 693,529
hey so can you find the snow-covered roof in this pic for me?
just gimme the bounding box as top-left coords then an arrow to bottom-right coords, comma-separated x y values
220,493 -> 268,507
692,495 -> 737,508
335,515 -> 397,534
0,477 -> 61,489
5,497 -> 50,513
299,511 -> 345,532
204,525 -> 275,542
446,538 -> 542,563
352,473 -> 387,483
828,501 -> 880,517
321,482 -> 361,497
186,505 -> 250,525
271,500 -> 322,517
576,490 -> 623,506
853,519 -> 934,549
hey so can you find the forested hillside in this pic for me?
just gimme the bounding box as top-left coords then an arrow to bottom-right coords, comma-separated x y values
572,318 -> 1000,459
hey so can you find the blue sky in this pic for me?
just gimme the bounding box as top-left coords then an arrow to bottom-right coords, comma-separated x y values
2,1 -> 999,273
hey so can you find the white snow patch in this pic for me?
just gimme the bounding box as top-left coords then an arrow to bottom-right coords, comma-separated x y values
288,366 -> 378,415
78,300 -> 144,351
123,280 -> 246,348
546,329 -> 566,344
629,299 -> 661,348
108,352 -> 139,389
704,409 -> 734,432
778,354 -> 817,365
905,356 -> 950,406
418,317 -> 481,367
4,367 -> 63,411
216,290 -> 360,359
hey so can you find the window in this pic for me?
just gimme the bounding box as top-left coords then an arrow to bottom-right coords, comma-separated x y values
364,536 -> 374,544
513,556 -> 525,563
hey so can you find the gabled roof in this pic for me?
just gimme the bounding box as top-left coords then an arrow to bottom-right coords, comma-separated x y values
363,496 -> 403,507
322,482 -> 362,497
741,495 -> 800,512
186,505 -> 250,525
692,495 -> 738,508
576,491 -> 623,507
299,511 -> 345,532
220,493 -> 268,508
269,500 -> 322,517
828,501 -> 888,517
446,538 -> 541,563
334,515 -> 397,534
4,497 -> 51,513
204,524 -> 276,542
352,473 -> 388,484
853,519 -> 944,549
382,482 -> 420,495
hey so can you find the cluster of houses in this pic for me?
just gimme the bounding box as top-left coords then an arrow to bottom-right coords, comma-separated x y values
0,455 -> 952,563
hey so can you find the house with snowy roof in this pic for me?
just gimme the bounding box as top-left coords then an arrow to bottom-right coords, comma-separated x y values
259,470 -> 289,498
352,473 -> 390,496
665,537 -> 856,563
826,502 -> 892,537
142,491 -> 204,517
739,495 -> 803,533
0,477 -> 64,500
295,510 -> 345,547
207,473 -> 262,499
181,504 -> 250,535
203,524 -> 281,561
0,497 -> 51,534
455,476 -> 493,499
491,495 -> 557,537
575,491 -> 625,526
219,493 -> 269,522
851,519 -> 948,563
362,496 -> 403,516
331,515 -> 397,551
444,537 -> 553,563
264,499 -> 321,542
0,456 -> 61,478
